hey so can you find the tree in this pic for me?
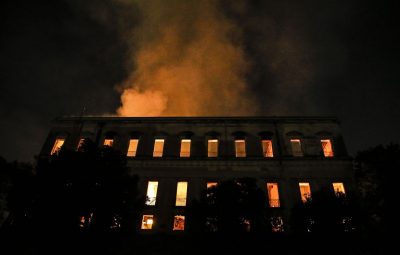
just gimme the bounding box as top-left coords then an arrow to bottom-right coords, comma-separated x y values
188,178 -> 269,234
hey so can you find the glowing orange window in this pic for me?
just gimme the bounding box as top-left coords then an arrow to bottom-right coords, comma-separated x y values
127,139 -> 139,157
299,182 -> 312,203
176,182 -> 188,206
153,139 -> 164,157
141,215 -> 154,230
290,139 -> 303,157
104,138 -> 114,147
262,140 -> 274,157
321,139 -> 334,157
235,139 -> 246,157
208,139 -> 218,157
180,139 -> 191,157
51,138 -> 65,155
332,182 -> 346,196
173,215 -> 185,231
267,183 -> 280,207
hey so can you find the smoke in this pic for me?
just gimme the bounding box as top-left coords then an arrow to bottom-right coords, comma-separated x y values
115,0 -> 257,116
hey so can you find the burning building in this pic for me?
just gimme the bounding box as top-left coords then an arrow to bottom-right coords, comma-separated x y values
40,116 -> 354,233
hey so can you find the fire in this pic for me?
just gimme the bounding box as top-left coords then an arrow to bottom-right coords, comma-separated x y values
116,0 -> 257,116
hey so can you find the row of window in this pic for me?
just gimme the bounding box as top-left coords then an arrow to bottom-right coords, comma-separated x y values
51,137 -> 335,158
144,181 -> 346,208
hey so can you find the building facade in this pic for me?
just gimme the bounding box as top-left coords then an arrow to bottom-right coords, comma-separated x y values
40,116 -> 354,232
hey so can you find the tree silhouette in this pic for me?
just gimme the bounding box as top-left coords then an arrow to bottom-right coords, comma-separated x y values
188,178 -> 269,234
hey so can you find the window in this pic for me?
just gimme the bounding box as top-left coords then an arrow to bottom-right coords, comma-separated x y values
175,182 -> 188,206
208,139 -> 218,157
127,139 -> 139,157
180,139 -> 191,157
141,215 -> 154,230
173,215 -> 185,231
235,139 -> 246,157
267,183 -> 280,207
270,216 -> 284,232
299,182 -> 312,203
51,138 -> 65,155
77,138 -> 85,151
321,139 -> 334,157
145,181 -> 158,206
332,182 -> 346,196
207,182 -> 218,189
262,140 -> 274,157
104,138 -> 114,147
290,139 -> 303,157
153,139 -> 164,157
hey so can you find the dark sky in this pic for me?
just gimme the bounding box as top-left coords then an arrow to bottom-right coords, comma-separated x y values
1,0 -> 398,162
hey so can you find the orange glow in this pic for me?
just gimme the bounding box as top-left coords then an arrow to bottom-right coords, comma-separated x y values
208,139 -> 218,157
267,183 -> 280,207
299,182 -> 311,203
115,1 -> 257,117
141,215 -> 154,230
235,139 -> 246,157
180,139 -> 191,157
262,140 -> 274,157
127,139 -> 139,157
51,138 -> 65,155
104,139 -> 114,147
176,182 -> 188,206
173,215 -> 185,231
321,139 -> 334,157
290,139 -> 303,157
207,182 -> 218,189
332,182 -> 346,195
153,139 -> 164,157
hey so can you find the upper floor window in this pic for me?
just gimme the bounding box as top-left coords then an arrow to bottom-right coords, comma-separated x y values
180,139 -> 191,157
208,139 -> 218,157
267,183 -> 280,207
153,139 -> 164,157
321,139 -> 334,157
51,138 -> 65,155
127,139 -> 139,157
290,139 -> 303,157
262,140 -> 274,158
332,182 -> 346,196
235,139 -> 246,157
145,181 -> 158,206
176,181 -> 188,206
299,182 -> 311,203
104,138 -> 114,147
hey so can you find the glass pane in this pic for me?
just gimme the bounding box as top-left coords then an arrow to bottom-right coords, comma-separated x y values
262,140 -> 274,157
321,139 -> 334,157
51,138 -> 65,155
299,182 -> 311,202
127,139 -> 139,157
145,181 -> 158,206
235,140 -> 246,157
173,215 -> 185,231
267,183 -> 280,207
208,139 -> 218,157
290,139 -> 303,157
153,139 -> 164,157
141,215 -> 154,229
176,182 -> 188,206
180,139 -> 191,157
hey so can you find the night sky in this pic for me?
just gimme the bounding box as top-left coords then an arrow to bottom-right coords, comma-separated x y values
1,0 -> 398,162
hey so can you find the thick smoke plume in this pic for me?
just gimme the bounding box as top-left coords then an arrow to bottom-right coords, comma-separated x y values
116,0 -> 257,116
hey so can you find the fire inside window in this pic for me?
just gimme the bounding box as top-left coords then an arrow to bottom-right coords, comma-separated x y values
299,182 -> 312,203
141,215 -> 154,230
145,181 -> 158,206
262,140 -> 274,157
235,139 -> 246,157
127,139 -> 139,157
332,182 -> 346,196
175,182 -> 188,206
180,139 -> 191,157
321,139 -> 334,157
290,139 -> 303,157
153,139 -> 164,157
173,215 -> 185,231
267,183 -> 280,207
208,139 -> 218,157
51,138 -> 65,155
104,138 -> 114,147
